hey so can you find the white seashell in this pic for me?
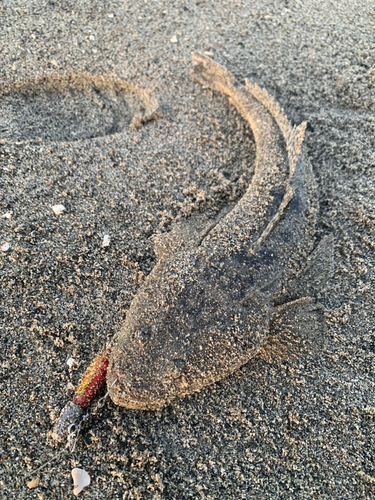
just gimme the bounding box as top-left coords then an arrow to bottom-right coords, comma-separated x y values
66,357 -> 75,367
52,204 -> 65,215
1,242 -> 10,252
170,35 -> 178,43
102,234 -> 111,247
72,468 -> 90,496
2,212 -> 12,219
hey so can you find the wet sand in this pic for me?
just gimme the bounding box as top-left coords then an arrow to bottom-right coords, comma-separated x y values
1,1 -> 374,498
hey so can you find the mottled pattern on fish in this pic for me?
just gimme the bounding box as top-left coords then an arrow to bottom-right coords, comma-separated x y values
106,53 -> 318,410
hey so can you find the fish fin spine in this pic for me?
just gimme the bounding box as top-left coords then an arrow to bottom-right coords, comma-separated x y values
249,184 -> 294,254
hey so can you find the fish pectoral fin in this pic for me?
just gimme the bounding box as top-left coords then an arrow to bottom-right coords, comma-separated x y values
301,234 -> 335,293
258,296 -> 325,364
257,334 -> 295,364
282,234 -> 335,299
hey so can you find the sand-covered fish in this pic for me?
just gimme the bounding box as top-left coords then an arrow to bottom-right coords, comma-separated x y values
53,53 -> 318,441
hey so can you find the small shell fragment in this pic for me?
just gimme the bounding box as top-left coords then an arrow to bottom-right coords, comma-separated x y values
66,382 -> 75,391
67,357 -> 75,368
72,468 -> 90,496
1,242 -> 10,252
102,234 -> 111,247
52,204 -> 65,215
27,477 -> 40,489
170,35 -> 178,43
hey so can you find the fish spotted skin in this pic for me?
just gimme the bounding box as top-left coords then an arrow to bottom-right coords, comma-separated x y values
107,53 -> 318,410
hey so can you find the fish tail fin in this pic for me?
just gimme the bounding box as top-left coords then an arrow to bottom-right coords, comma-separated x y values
245,80 -> 307,176
191,52 -> 307,176
191,52 -> 236,94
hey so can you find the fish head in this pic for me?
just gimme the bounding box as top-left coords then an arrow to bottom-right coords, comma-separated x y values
107,255 -> 270,410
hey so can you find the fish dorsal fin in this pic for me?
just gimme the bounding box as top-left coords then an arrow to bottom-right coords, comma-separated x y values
153,203 -> 237,262
153,224 -> 197,262
245,81 -> 306,177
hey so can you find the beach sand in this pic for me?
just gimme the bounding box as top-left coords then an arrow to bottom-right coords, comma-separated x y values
1,1 -> 374,498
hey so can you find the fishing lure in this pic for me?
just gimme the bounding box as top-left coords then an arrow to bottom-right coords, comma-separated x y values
52,350 -> 110,441
53,52 -> 317,441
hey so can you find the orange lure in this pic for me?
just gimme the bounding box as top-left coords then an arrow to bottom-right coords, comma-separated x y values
73,350 -> 110,409
52,350 -> 110,442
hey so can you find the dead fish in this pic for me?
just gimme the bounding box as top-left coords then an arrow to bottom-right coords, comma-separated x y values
53,53 -> 318,440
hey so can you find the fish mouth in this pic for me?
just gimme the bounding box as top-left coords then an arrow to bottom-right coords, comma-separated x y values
107,376 -> 167,410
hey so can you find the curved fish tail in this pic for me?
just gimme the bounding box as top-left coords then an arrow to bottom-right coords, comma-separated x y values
191,52 -> 237,94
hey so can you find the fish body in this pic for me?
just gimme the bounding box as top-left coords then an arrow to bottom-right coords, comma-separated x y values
106,53 -> 317,410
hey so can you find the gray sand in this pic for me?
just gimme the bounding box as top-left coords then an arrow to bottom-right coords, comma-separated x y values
1,1 -> 374,498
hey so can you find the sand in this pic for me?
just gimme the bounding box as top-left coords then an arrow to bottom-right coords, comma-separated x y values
1,1 -> 374,498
